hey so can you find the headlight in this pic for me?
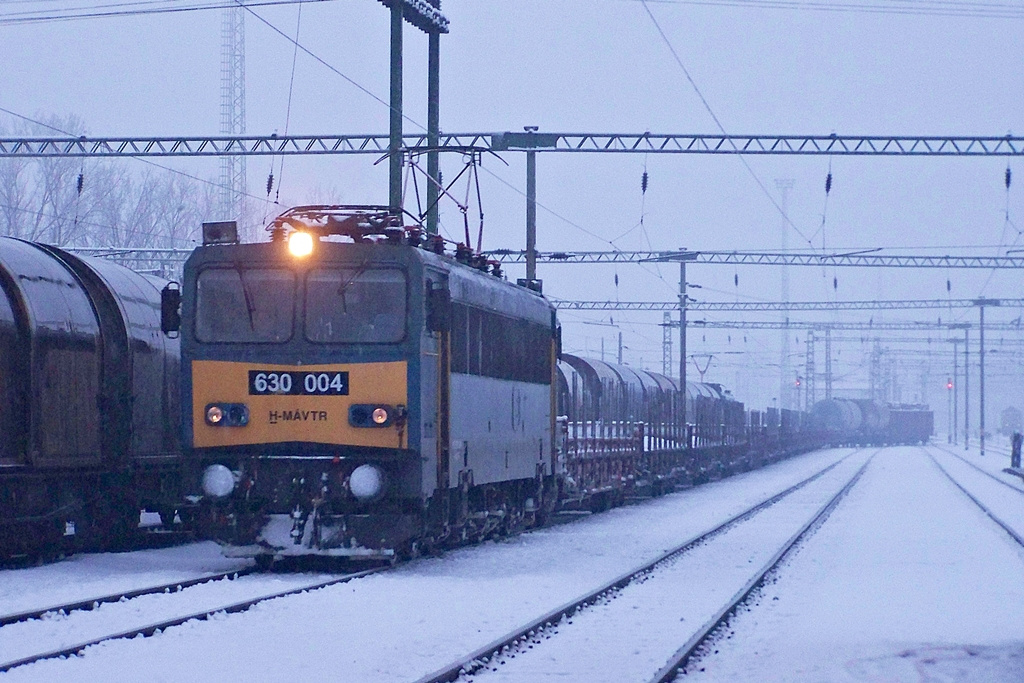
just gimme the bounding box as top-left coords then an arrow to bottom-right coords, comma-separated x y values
372,407 -> 389,425
206,405 -> 224,424
349,464 -> 385,501
202,464 -> 236,498
288,231 -> 314,257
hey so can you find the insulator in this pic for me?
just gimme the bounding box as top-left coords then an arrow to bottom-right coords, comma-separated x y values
614,273 -> 619,287
1007,166 -> 1012,190
76,173 -> 84,195
947,279 -> 951,292
438,170 -> 443,187
833,276 -> 838,290
728,335 -> 731,343
825,172 -> 832,195
734,273 -> 738,287
641,170 -> 649,194
702,334 -> 706,343
266,173 -> 274,195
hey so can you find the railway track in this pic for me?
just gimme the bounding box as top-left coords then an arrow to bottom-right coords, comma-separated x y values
413,450 -> 865,683
923,448 -> 1024,548
0,565 -> 389,674
0,567 -> 258,628
649,455 -> 872,682
934,444 -> 1024,494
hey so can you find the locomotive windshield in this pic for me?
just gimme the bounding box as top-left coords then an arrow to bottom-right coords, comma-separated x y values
195,267 -> 295,343
304,266 -> 406,343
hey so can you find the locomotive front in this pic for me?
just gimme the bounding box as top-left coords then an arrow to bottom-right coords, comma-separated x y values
181,209 -> 429,561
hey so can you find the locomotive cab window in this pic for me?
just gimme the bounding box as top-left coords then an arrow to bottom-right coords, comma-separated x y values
195,267 -> 295,343
305,267 -> 407,343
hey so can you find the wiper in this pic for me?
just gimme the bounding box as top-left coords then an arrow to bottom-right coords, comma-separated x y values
336,260 -> 371,313
236,265 -> 257,330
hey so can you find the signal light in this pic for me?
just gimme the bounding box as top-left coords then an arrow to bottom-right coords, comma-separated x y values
947,378 -> 954,390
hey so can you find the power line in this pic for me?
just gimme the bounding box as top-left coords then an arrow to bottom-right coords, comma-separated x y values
0,0 -> 337,26
628,0 -> 1024,20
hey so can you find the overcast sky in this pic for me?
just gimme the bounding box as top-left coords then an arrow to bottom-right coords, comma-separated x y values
2,0 -> 1022,420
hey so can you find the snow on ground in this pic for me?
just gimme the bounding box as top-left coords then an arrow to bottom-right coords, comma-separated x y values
0,447 -> 852,682
685,446 -> 1024,682
0,572 -> 334,665
0,542 -> 251,618
464,450 -> 872,682
934,438 -> 1024,494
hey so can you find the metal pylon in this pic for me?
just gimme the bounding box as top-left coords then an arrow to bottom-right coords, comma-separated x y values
662,311 -> 672,376
220,6 -> 246,226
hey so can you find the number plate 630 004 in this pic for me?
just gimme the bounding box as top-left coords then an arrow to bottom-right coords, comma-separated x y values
248,370 -> 349,395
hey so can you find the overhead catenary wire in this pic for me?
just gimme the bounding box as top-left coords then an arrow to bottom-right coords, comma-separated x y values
639,0 -> 817,248
0,0 -> 338,26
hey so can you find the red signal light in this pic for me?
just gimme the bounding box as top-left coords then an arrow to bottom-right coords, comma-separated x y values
947,378 -> 953,390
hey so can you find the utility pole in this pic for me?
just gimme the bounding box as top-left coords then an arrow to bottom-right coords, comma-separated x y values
388,2 -> 403,216
662,312 -> 672,376
825,328 -> 833,399
220,5 -> 246,225
680,260 -> 687,430
776,179 -> 794,410
975,298 -> 1001,456
676,252 -> 698,433
805,330 -> 815,408
948,336 -> 960,444
965,327 -> 970,450
526,126 -> 538,283
425,0 -> 441,235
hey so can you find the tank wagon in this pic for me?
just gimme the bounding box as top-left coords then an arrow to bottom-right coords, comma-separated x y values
0,238 -> 182,557
168,206 -> 831,564
810,398 -> 932,445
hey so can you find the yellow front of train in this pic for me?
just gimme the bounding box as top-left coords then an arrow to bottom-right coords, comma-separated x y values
178,214 -> 429,562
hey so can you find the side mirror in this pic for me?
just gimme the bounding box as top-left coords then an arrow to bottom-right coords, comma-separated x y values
427,286 -> 450,333
161,283 -> 181,336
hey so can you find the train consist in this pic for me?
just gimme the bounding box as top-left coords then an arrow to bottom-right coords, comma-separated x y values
1,210 -> 934,562
0,238 -> 182,557
171,206 -> 831,563
808,398 -> 933,445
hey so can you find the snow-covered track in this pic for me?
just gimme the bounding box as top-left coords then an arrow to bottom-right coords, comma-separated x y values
648,455 -> 873,682
412,451 -> 857,683
934,444 -> 1024,494
923,448 -> 1024,548
0,566 -> 388,674
0,568 -> 257,628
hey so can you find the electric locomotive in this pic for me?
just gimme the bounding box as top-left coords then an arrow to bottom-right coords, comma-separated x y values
174,207 -> 559,562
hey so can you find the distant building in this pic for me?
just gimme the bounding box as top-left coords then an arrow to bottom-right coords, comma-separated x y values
1001,406 -> 1023,436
